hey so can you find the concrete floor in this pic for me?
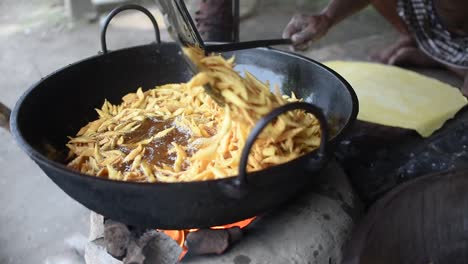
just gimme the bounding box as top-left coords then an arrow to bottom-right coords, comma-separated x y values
0,1 -> 462,263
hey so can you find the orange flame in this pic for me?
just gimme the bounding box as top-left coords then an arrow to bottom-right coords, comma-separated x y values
160,217 -> 256,259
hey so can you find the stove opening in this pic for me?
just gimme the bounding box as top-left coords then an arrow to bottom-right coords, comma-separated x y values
160,217 -> 256,259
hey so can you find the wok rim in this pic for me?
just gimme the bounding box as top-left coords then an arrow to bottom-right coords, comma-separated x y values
10,42 -> 359,188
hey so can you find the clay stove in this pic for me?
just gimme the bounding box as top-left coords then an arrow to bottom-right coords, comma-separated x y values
84,161 -> 361,264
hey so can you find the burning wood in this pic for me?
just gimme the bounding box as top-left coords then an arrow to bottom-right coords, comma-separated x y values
104,219 -> 131,259
100,218 -> 183,264
185,227 -> 243,255
226,226 -> 243,244
123,241 -> 145,264
141,231 -> 182,264
186,229 -> 229,255
98,216 -> 256,263
161,217 -> 256,259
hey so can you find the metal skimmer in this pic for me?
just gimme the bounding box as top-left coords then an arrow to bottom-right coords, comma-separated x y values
158,0 -> 292,106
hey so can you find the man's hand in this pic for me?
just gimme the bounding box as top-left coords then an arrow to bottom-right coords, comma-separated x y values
282,13 -> 332,51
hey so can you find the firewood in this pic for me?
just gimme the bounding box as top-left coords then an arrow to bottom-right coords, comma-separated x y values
185,229 -> 230,255
104,219 -> 131,259
123,241 -> 145,264
141,231 -> 182,264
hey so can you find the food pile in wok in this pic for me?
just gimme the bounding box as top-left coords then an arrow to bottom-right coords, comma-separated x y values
66,48 -> 322,182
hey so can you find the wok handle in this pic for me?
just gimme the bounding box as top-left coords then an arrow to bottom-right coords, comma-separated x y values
100,4 -> 161,54
222,102 -> 329,198
205,39 -> 292,53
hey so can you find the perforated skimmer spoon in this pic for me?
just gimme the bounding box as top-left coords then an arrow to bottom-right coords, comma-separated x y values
158,0 -> 292,106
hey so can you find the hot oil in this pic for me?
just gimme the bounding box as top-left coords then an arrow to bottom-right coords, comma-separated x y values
119,117 -> 191,170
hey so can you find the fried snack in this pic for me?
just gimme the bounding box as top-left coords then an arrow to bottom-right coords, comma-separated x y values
66,49 -> 321,183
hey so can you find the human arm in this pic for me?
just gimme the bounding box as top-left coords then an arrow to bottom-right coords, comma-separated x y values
282,0 -> 372,50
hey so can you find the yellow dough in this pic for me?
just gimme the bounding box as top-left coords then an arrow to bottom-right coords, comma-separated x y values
324,61 -> 467,137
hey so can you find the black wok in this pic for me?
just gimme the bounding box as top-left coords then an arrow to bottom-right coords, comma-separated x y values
10,6 -> 358,229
